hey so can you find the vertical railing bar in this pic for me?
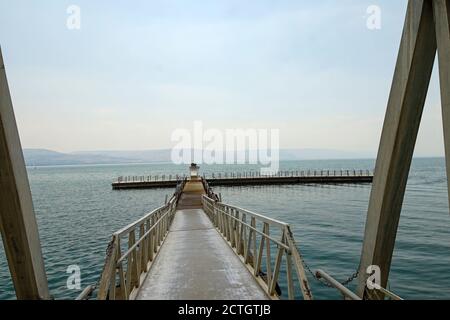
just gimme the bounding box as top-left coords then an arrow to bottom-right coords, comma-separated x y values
224,207 -> 229,240
269,246 -> 284,295
265,223 -> 272,287
227,208 -> 232,243
139,223 -> 146,274
149,217 -> 154,260
108,266 -> 116,300
156,211 -> 161,247
255,224 -> 265,277
241,214 -> 247,257
108,243 -> 118,300
236,211 -> 242,253
244,222 -> 252,264
147,219 -> 153,262
231,209 -> 236,248
117,238 -> 128,300
125,246 -> 132,296
129,230 -> 139,291
269,231 -> 285,295
251,217 -> 256,269
286,250 -> 295,300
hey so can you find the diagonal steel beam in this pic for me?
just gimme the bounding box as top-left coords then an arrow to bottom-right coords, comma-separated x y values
356,0 -> 437,299
434,0 -> 450,212
0,47 -> 50,299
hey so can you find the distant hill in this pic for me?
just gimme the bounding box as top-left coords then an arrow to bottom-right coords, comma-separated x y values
279,149 -> 373,160
23,149 -> 142,166
23,148 -> 374,166
72,149 -> 172,163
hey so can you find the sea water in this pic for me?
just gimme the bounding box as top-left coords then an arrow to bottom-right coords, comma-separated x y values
0,158 -> 449,299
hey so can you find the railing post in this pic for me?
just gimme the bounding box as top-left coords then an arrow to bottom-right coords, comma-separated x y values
264,223 -> 272,288
149,217 -> 154,262
255,224 -> 265,277
269,235 -> 284,296
97,236 -> 119,300
286,250 -> 295,300
129,230 -> 139,291
250,217 -> 257,268
139,224 -> 147,273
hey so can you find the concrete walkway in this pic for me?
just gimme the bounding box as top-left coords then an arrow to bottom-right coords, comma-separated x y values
136,208 -> 268,300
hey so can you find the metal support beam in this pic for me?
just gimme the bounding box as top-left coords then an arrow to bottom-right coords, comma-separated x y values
356,0 -> 437,299
434,0 -> 450,209
0,47 -> 50,299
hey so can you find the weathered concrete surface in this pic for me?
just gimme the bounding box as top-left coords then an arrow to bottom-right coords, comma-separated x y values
136,209 -> 268,300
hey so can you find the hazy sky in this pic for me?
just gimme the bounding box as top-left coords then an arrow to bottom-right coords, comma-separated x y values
0,0 -> 444,156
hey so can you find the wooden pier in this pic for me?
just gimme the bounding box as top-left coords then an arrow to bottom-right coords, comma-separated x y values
112,169 -> 373,190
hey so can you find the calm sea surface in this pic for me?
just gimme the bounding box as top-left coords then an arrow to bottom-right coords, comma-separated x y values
1,158 -> 449,300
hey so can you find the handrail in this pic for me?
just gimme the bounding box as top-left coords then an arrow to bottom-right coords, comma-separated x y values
218,203 -> 289,228
96,179 -> 186,300
115,169 -> 374,183
202,178 -> 288,228
116,208 -> 174,264
114,183 -> 184,236
378,286 -> 403,300
315,269 -> 361,300
213,205 -> 290,250
114,204 -> 168,237
76,285 -> 96,300
202,195 -> 313,300
315,269 -> 403,300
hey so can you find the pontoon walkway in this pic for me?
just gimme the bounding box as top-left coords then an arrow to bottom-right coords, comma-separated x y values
136,208 -> 268,299
96,178 -> 313,300
136,180 -> 267,299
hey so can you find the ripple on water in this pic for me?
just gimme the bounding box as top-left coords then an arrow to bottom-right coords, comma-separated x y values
0,159 -> 449,299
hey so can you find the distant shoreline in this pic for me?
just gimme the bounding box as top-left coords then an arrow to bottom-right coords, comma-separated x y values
24,157 -> 446,169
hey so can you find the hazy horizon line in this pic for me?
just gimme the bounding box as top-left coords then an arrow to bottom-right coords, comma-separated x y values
22,147 -> 444,158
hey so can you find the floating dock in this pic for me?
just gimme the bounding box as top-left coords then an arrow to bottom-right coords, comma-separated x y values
112,169 -> 373,190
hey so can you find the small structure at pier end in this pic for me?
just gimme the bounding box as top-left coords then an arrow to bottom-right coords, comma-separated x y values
189,163 -> 200,179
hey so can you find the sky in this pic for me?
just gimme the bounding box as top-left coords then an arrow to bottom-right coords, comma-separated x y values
0,0 -> 445,156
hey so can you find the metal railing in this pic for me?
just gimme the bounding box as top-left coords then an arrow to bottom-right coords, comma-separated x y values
315,269 -> 361,300
202,195 -> 313,300
205,169 -> 373,179
377,286 -> 403,300
116,175 -> 186,183
114,169 -> 374,184
96,180 -> 186,300
315,269 -> 403,300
